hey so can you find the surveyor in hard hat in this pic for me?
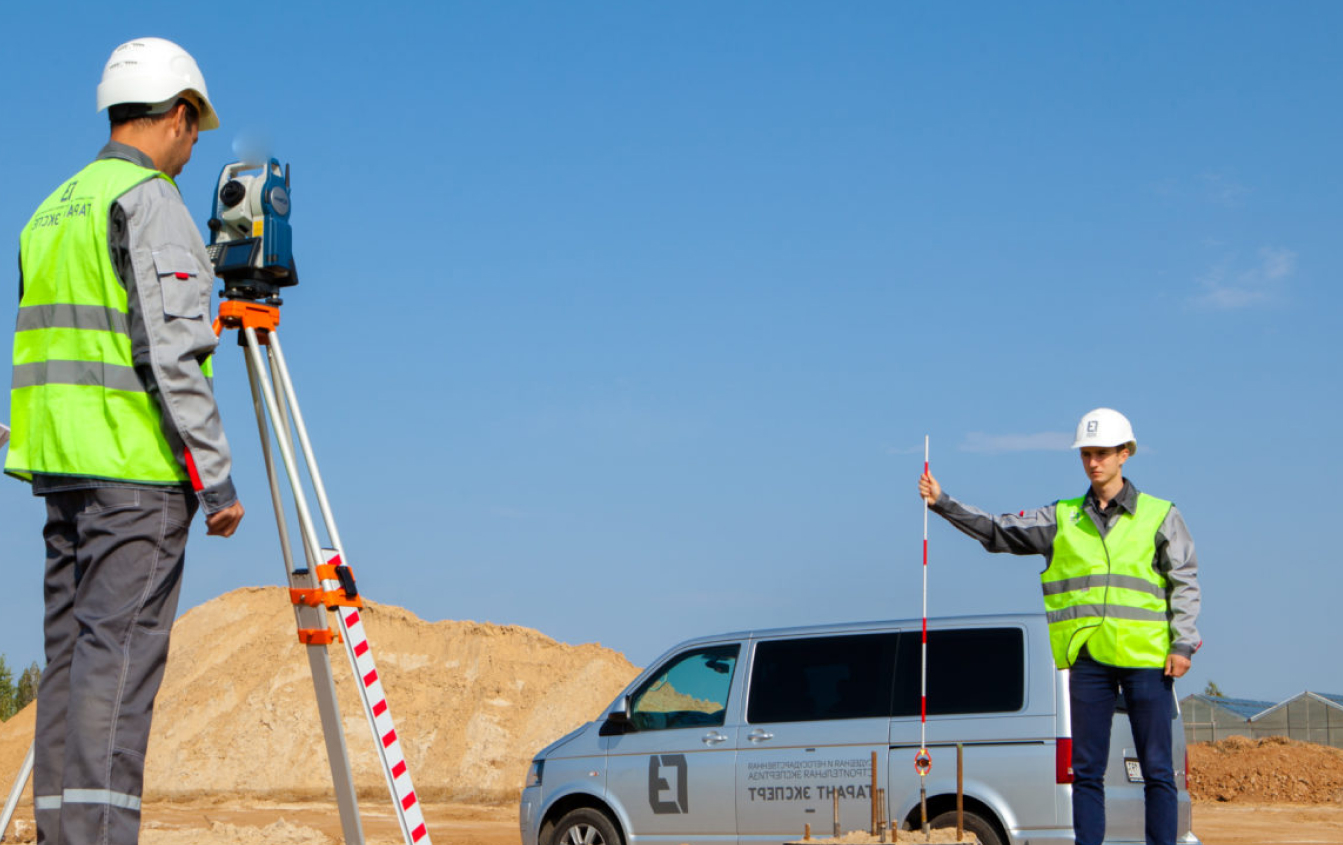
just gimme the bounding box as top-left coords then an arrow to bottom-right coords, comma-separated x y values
5,37 -> 244,845
917,408 -> 1201,845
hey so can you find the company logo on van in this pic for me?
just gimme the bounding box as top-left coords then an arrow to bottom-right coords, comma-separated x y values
648,754 -> 688,814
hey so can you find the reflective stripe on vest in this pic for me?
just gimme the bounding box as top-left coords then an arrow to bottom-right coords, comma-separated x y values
6,158 -> 187,485
1042,493 -> 1173,669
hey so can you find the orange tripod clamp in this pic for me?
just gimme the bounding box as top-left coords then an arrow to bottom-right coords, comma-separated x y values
213,300 -> 281,338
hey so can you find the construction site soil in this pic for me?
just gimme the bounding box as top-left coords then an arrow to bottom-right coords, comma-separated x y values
1,588 -> 1340,845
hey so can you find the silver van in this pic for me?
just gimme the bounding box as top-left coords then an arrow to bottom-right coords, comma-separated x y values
520,614 -> 1200,845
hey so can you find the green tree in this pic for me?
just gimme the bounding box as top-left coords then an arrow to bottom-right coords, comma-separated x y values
1203,680 -> 1225,698
0,656 -> 14,721
16,662 -> 41,712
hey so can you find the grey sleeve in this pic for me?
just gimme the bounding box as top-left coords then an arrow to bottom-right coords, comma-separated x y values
1157,505 -> 1202,659
117,179 -> 237,513
930,492 -> 1057,559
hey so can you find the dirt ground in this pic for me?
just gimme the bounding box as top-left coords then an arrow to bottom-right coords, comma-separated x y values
1192,801 -> 1343,844
4,799 -> 1342,845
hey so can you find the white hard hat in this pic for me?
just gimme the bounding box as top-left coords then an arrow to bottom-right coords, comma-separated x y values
96,37 -> 219,131
1071,408 -> 1137,453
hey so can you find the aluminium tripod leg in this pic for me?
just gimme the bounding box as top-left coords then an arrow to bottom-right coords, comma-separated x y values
242,331 -> 367,845
0,743 -> 33,843
263,330 -> 431,845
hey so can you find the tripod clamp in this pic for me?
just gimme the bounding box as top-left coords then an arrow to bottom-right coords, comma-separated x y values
213,299 -> 281,339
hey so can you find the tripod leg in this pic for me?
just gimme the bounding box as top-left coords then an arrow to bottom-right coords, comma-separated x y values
265,331 -> 431,845
0,743 -> 33,843
244,334 -> 300,574
241,328 -> 367,845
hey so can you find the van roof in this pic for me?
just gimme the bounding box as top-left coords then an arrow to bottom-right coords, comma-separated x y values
662,612 -> 1047,652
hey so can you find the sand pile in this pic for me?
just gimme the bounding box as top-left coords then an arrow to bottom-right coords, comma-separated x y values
1189,736 -> 1343,804
0,587 -> 639,804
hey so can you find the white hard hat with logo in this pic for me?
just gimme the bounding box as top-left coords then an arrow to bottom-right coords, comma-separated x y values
96,37 -> 219,131
1071,408 -> 1137,454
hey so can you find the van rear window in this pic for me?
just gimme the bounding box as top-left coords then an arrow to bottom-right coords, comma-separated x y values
891,628 -> 1025,716
747,633 -> 897,723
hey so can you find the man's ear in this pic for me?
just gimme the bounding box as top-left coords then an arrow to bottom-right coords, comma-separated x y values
171,102 -> 193,136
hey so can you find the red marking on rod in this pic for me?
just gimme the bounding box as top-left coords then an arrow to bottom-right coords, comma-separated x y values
346,610 -> 361,626
354,641 -> 369,657
382,729 -> 398,748
412,824 -> 427,842
402,791 -> 418,810
923,538 -> 928,567
363,669 -> 378,687
921,696 -> 927,721
327,553 -> 343,566
922,617 -> 927,643
373,700 -> 388,717
393,761 -> 407,778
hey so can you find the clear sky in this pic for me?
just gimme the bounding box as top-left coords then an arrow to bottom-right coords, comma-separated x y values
1,3 -> 1339,705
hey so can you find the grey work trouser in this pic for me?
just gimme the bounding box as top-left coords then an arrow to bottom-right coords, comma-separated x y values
33,486 -> 195,845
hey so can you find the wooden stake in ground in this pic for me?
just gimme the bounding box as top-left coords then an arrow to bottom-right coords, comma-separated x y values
956,743 -> 964,842
870,751 -> 879,835
877,788 -> 887,843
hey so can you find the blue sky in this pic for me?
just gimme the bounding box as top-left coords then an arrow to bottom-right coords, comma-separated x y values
1,3 -> 1339,704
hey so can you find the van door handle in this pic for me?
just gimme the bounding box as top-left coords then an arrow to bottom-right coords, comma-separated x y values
702,731 -> 728,746
747,729 -> 774,743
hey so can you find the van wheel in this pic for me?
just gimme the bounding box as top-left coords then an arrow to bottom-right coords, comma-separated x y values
551,808 -> 622,845
929,810 -> 1002,845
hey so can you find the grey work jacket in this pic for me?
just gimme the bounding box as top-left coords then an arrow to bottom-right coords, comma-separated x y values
26,142 -> 237,514
931,478 -> 1202,660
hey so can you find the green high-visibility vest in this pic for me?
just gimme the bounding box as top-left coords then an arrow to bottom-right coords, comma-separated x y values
1042,492 -> 1174,669
6,158 -> 188,485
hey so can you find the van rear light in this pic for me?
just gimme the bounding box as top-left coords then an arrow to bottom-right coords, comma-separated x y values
1056,738 -> 1074,784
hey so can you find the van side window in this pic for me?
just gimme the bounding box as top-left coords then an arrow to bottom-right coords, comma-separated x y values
892,628 -> 1025,716
629,644 -> 740,731
747,633 -> 898,723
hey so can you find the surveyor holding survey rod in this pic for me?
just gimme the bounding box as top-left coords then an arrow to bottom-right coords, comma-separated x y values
917,408 -> 1201,845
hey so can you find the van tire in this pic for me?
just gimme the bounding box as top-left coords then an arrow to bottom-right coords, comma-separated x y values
928,810 -> 1002,845
551,808 -> 622,845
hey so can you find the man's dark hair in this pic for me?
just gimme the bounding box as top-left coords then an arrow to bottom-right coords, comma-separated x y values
109,97 -> 199,130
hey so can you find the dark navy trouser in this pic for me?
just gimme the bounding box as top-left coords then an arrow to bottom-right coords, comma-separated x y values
34,486 -> 194,845
1069,651 -> 1177,845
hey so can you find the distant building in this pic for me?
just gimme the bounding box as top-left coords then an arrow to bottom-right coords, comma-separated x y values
1181,691 -> 1343,749
1180,694 -> 1274,743
1248,692 -> 1343,749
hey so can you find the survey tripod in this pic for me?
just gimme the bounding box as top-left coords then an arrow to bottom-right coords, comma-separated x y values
211,298 -> 432,845
0,300 -> 431,845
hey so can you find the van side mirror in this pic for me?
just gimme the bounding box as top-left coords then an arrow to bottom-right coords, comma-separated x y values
600,696 -> 634,736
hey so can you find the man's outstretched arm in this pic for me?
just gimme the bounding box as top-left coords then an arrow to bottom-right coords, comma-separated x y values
920,471 -> 1057,557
